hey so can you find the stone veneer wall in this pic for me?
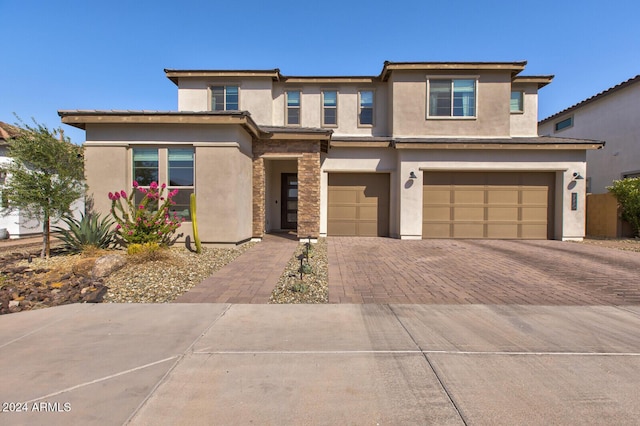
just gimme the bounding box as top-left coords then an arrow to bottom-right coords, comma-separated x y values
252,140 -> 321,239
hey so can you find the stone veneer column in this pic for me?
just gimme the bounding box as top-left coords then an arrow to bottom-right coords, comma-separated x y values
297,150 -> 320,238
252,156 -> 265,238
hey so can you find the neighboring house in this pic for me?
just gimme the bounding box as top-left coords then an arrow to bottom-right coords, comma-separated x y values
539,75 -> 640,194
0,121 -> 83,238
59,61 -> 603,245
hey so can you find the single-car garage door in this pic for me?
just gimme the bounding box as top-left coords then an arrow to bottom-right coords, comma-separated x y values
423,172 -> 555,239
328,173 -> 390,236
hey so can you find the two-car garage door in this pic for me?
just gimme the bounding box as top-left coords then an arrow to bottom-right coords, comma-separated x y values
423,172 -> 555,239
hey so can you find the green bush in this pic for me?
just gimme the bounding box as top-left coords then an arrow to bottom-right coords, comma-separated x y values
52,212 -> 116,253
607,177 -> 640,236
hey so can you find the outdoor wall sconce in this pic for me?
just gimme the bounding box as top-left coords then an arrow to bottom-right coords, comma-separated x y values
572,172 -> 584,180
409,171 -> 417,179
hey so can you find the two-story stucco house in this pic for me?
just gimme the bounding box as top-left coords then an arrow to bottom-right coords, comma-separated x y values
59,61 -> 603,245
539,75 -> 640,194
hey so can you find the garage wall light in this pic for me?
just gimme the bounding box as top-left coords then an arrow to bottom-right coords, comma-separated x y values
409,171 -> 417,179
572,172 -> 584,180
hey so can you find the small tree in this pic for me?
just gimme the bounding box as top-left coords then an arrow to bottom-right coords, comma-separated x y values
607,177 -> 640,237
0,118 -> 85,257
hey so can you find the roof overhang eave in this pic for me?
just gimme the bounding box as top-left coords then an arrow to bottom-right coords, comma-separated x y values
58,111 -> 264,139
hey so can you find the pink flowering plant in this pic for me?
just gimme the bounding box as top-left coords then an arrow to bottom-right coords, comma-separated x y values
108,181 -> 184,247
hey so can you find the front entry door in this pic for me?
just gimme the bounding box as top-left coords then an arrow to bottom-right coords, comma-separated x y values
281,173 -> 298,229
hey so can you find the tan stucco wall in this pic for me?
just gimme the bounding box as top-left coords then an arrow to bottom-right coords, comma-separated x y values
84,123 -> 253,244
272,83 -> 388,136
195,144 -> 252,243
538,82 -> 640,193
84,144 -> 129,222
396,149 -> 588,240
177,77 -> 274,125
390,71 -> 512,138
510,83 -> 540,137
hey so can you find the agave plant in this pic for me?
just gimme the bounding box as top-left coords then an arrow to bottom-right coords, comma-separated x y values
52,212 -> 116,253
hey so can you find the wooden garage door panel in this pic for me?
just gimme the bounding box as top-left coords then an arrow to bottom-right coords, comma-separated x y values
487,189 -> 519,204
453,223 -> 485,238
487,207 -> 519,221
328,173 -> 390,237
328,188 -> 358,203
454,207 -> 484,221
455,189 -> 485,204
487,224 -> 519,238
423,206 -> 450,221
423,172 -> 554,239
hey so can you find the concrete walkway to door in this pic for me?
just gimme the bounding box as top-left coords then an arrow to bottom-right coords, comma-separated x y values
175,233 -> 298,303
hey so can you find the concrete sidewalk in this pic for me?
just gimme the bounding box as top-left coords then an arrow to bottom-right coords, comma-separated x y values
1,303 -> 640,425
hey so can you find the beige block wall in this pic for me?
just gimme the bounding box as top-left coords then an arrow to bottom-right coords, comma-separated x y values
390,71 -> 512,137
586,192 -> 634,237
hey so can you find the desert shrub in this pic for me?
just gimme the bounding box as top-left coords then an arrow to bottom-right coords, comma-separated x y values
53,212 -> 116,253
109,181 -> 183,247
126,242 -> 167,263
607,177 -> 640,236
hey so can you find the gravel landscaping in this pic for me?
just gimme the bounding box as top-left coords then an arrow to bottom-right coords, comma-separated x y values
269,238 -> 328,304
103,244 -> 255,303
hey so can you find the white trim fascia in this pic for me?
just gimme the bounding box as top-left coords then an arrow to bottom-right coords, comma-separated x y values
322,169 -> 395,173
260,153 -> 303,159
83,142 -> 131,147
192,142 -> 240,148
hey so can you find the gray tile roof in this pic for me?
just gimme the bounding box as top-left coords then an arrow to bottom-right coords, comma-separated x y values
539,75 -> 640,124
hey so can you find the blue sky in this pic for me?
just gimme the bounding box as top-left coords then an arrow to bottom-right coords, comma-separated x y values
1,0 -> 639,144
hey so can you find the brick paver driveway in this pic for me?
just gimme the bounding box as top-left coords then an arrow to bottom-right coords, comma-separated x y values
328,238 -> 640,304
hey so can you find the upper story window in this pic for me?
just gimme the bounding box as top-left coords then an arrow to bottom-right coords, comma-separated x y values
510,91 -> 524,113
322,90 -> 338,127
286,90 -> 301,126
428,78 -> 476,118
211,85 -> 239,111
554,116 -> 573,132
358,90 -> 374,126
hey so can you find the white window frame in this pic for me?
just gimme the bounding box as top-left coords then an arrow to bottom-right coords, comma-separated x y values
358,89 -> 375,127
426,76 -> 478,119
285,90 -> 301,126
321,90 -> 338,128
510,90 -> 524,114
209,85 -> 240,111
